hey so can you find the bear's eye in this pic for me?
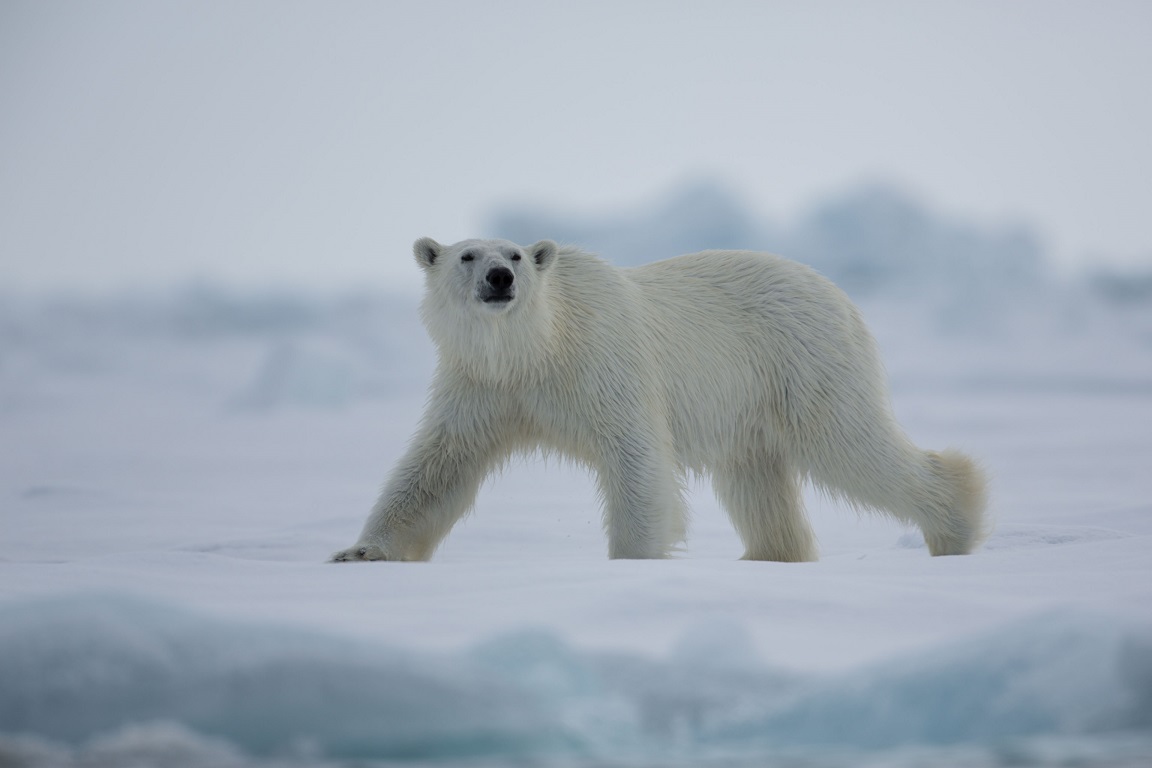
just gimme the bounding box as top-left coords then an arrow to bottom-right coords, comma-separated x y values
461,252 -> 474,262
510,252 -> 521,262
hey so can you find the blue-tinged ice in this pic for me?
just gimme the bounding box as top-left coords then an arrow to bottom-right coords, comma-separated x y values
1,597 -> 1149,765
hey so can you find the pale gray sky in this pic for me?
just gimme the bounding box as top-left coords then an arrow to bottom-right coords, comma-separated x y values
2,0 -> 1150,292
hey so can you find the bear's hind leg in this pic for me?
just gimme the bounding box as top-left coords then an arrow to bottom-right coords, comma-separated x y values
714,455 -> 817,562
808,432 -> 988,556
915,449 -> 989,555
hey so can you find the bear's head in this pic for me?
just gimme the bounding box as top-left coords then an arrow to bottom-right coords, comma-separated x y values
412,238 -> 562,378
413,237 -> 558,315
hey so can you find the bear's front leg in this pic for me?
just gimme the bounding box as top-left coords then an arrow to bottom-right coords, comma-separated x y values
331,388 -> 510,562
595,428 -> 687,559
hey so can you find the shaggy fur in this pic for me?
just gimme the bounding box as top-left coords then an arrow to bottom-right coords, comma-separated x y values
332,238 -> 988,562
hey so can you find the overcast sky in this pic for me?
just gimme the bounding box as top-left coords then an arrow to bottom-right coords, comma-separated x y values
2,0 -> 1150,293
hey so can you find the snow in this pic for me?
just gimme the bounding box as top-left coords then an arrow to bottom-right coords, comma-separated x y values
2,282 -> 1151,766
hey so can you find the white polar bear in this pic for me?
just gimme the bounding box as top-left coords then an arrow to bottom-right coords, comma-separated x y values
332,238 -> 987,562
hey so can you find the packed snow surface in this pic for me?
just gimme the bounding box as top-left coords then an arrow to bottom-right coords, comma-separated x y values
2,284 -> 1151,766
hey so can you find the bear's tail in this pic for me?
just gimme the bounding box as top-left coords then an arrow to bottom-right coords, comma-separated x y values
920,449 -> 990,556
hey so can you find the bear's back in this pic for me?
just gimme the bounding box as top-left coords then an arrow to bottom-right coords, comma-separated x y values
623,250 -> 878,467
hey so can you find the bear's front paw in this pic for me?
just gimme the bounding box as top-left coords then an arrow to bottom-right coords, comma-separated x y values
330,543 -> 390,562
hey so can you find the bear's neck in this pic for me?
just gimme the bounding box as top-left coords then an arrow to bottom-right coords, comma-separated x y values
424,298 -> 560,385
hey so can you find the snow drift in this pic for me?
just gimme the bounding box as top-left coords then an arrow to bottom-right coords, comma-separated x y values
1,597 -> 1149,765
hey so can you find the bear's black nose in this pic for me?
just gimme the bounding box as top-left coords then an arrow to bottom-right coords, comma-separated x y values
486,267 -> 514,292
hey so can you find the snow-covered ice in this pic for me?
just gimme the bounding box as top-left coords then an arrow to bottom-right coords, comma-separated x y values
2,284 -> 1151,766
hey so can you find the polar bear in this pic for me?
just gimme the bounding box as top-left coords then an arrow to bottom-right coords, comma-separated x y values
332,238 -> 987,562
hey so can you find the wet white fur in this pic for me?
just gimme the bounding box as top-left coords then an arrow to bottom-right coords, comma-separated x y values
333,238 -> 988,562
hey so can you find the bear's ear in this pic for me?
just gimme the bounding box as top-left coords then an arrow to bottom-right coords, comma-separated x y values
413,237 -> 442,271
529,240 -> 558,270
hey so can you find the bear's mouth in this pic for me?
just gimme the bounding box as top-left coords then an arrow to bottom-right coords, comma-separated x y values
480,293 -> 514,305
